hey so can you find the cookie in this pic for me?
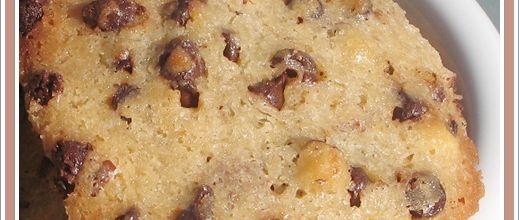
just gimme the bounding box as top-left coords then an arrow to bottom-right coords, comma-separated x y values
20,0 -> 483,219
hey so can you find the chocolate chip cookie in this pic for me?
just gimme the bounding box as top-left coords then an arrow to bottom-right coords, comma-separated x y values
20,0 -> 483,219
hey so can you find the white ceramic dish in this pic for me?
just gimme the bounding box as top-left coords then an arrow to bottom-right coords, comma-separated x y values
395,0 -> 501,219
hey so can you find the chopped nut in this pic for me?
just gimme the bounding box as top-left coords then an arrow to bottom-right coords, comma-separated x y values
295,141 -> 349,193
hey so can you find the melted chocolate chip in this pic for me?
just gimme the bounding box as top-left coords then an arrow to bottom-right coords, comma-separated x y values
26,71 -> 64,106
392,91 -> 428,122
271,49 -> 318,84
348,167 -> 369,207
222,31 -> 241,63
111,84 -> 140,110
91,160 -> 117,197
171,0 -> 191,26
177,185 -> 214,220
171,0 -> 206,26
449,120 -> 458,135
116,207 -> 140,220
405,172 -> 446,218
115,50 -> 134,74
248,73 -> 288,110
249,48 -> 319,110
159,37 -> 207,108
82,0 -> 147,32
52,140 -> 92,186
20,0 -> 44,36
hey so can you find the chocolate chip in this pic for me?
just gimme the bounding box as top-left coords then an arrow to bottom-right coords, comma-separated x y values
26,71 -> 64,106
52,140 -> 92,185
384,61 -> 394,75
449,120 -> 458,135
159,37 -> 207,108
171,0 -> 206,26
392,91 -> 428,122
82,0 -> 147,32
271,49 -> 318,84
115,50 -> 134,74
176,185 -> 214,220
20,0 -> 44,36
348,167 -> 369,207
116,207 -> 140,220
111,84 -> 140,110
249,49 -> 319,110
405,172 -> 446,218
222,31 -> 241,63
91,160 -> 117,197
171,0 -> 191,26
297,16 -> 304,24
248,73 -> 288,110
